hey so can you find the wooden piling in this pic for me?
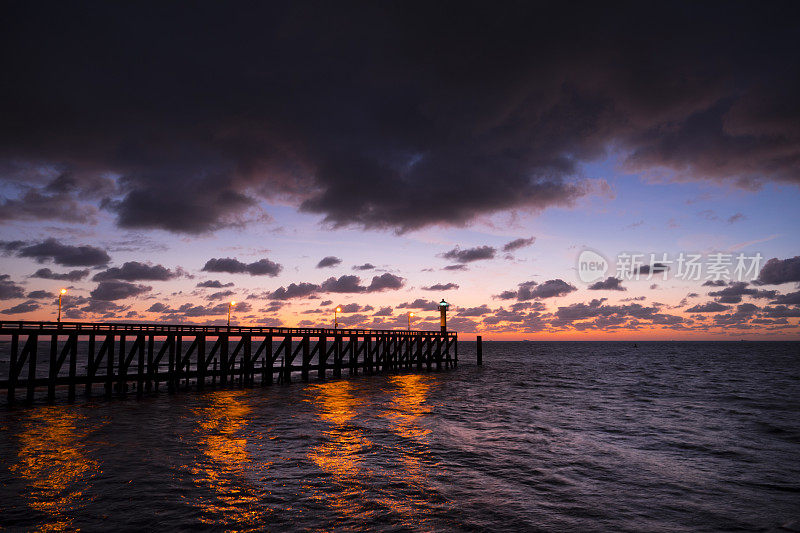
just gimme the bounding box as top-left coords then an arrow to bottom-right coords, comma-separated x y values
477,335 -> 482,365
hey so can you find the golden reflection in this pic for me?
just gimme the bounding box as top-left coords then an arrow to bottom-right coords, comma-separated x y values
383,374 -> 432,441
380,374 -> 433,513
190,390 -> 263,529
306,380 -> 372,517
307,375 -> 435,526
307,380 -> 372,477
11,407 -> 97,532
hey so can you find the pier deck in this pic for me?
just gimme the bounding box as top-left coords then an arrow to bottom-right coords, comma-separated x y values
0,321 -> 457,405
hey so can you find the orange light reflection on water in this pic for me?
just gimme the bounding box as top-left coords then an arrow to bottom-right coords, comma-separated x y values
307,375 -> 438,527
307,380 -> 372,494
11,407 -> 98,532
190,390 -> 264,530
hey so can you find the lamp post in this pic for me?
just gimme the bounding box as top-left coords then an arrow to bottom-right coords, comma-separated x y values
334,306 -> 342,330
58,288 -> 67,323
407,311 -> 414,331
227,301 -> 236,327
438,299 -> 450,333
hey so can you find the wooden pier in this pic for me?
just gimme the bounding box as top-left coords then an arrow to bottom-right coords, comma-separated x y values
0,321 -> 457,405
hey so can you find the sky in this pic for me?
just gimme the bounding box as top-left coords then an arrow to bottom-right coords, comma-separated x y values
0,1 -> 799,339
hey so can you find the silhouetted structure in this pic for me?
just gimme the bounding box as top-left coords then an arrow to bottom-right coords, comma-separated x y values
0,320 -> 457,405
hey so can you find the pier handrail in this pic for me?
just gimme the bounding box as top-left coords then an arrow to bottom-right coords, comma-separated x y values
0,320 -> 456,336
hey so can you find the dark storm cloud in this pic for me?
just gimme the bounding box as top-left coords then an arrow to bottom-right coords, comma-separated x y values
196,280 -> 234,288
93,261 -> 177,281
0,189 -> 98,224
90,281 -> 152,301
317,256 -> 342,268
708,282 -> 777,304
502,237 -> 536,253
16,239 -> 110,266
30,267 -> 90,281
0,275 -> 25,300
686,301 -> 730,313
202,257 -> 282,277
441,246 -> 496,263
587,277 -> 626,291
422,283 -> 459,291
757,256 -> 800,285
497,279 -> 577,301
1,3 -> 799,234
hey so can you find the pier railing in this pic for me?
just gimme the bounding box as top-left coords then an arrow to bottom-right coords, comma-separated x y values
0,320 -> 457,405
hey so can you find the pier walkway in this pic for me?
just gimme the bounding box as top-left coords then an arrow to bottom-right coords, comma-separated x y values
0,320 -> 457,405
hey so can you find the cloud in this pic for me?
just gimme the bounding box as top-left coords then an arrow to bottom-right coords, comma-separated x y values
146,301 -> 252,318
686,301 -> 730,313
0,275 -> 25,300
757,256 -> 800,285
496,279 -> 577,300
353,263 -> 375,270
763,305 -> 800,318
771,291 -> 800,305
702,280 -> 727,287
1,4 -> 799,236
397,299 -> 440,311
458,304 -> 492,316
708,281 -> 777,304
373,306 -> 393,316
1,300 -> 40,314
208,290 -> 236,301
16,238 -> 110,266
90,281 -> 152,300
441,246 -> 496,263
502,237 -> 536,252
727,213 -> 746,224
30,267 -> 90,281
422,282 -> 459,291
269,282 -> 320,300
443,264 -> 468,271
93,261 -> 177,281
587,277 -> 626,291
270,273 -> 406,298
319,275 -> 364,293
196,280 -> 234,288
202,257 -> 282,277
339,303 -> 362,313
317,256 -> 342,268
367,273 -> 405,292
27,290 -> 54,299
